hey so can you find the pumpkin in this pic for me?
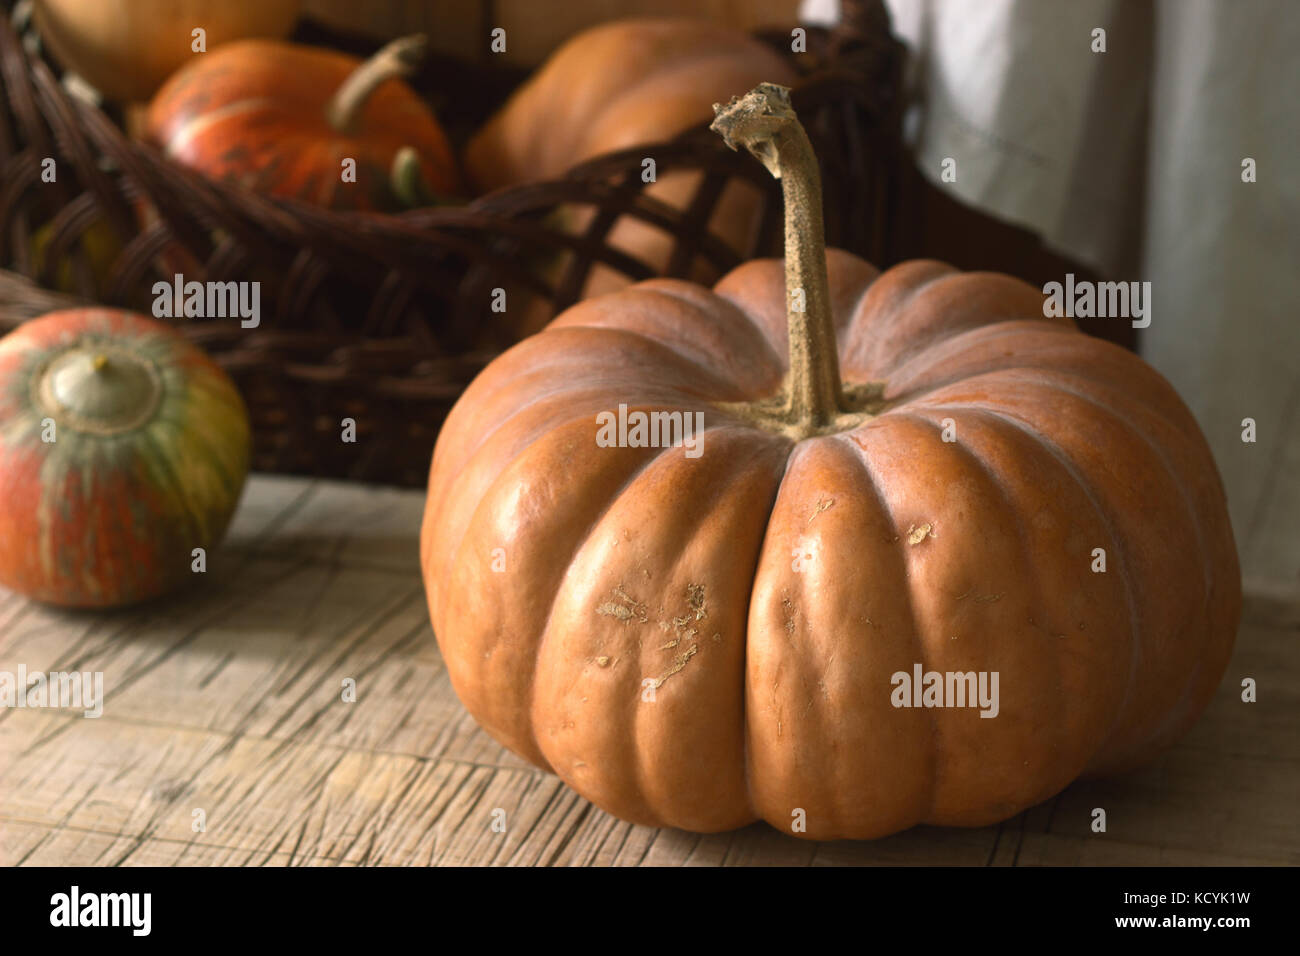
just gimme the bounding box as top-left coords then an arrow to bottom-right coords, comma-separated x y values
32,0 -> 303,104
420,84 -> 1240,839
146,35 -> 458,212
0,309 -> 250,608
465,18 -> 798,326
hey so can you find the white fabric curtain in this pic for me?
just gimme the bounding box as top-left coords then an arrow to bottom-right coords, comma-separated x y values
804,0 -> 1299,598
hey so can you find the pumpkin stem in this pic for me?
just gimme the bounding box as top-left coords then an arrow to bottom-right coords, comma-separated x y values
390,147 -> 441,208
325,34 -> 429,136
711,83 -> 846,431
35,346 -> 162,437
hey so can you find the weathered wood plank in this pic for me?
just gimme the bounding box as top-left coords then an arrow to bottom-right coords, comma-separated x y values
225,477 -> 430,574
1,819 -> 341,867
0,517 -> 527,772
1014,833 -> 1283,867
1,475 -> 1296,866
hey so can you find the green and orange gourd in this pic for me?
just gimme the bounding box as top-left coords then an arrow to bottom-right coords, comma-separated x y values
0,310 -> 250,607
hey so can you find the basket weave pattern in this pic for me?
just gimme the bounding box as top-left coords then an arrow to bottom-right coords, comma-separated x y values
0,2 -> 905,487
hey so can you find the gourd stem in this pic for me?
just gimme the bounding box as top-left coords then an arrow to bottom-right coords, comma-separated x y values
711,83 -> 844,428
35,347 -> 162,437
325,34 -> 428,136
390,147 -> 439,208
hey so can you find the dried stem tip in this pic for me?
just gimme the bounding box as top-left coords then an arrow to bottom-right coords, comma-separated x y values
711,83 -> 845,431
711,82 -> 799,178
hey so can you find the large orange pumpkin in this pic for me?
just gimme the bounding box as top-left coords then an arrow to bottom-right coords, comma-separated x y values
465,18 -> 798,313
421,85 -> 1240,839
146,36 -> 458,211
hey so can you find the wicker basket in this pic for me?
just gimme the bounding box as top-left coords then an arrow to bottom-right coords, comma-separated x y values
0,0 -> 906,487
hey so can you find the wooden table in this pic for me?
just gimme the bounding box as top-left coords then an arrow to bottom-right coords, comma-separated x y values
1,475 -> 1295,866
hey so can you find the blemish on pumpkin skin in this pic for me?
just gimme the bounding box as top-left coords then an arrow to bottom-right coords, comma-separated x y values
906,522 -> 935,545
686,582 -> 706,620
595,656 -> 611,667
647,643 -> 698,690
770,674 -> 783,739
596,584 -> 648,623
806,497 -> 834,526
656,584 -> 707,639
618,585 -> 714,695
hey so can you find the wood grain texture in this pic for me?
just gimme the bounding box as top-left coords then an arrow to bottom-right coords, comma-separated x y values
0,475 -> 1294,866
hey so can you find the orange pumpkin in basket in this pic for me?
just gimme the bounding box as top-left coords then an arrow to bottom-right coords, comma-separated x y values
146,35 -> 458,211
421,85 -> 1240,839
465,18 -> 798,315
